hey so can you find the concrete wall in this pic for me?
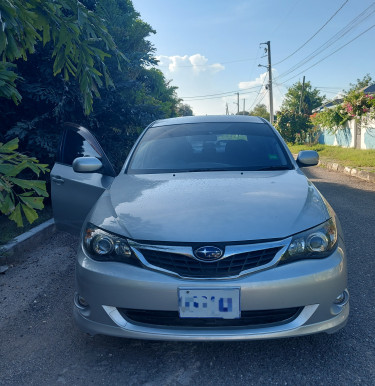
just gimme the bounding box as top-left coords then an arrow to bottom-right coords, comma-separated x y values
318,117 -> 375,149
318,121 -> 355,148
361,119 -> 375,149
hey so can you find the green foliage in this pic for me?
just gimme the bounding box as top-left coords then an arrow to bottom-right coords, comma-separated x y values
287,143 -> 375,168
176,103 -> 193,116
310,104 -> 349,133
0,0 -> 124,114
0,205 -> 52,245
342,90 -> 375,120
249,103 -> 269,120
344,73 -> 373,93
281,81 -> 325,115
275,111 -> 315,144
0,62 -> 21,103
1,0 -> 181,173
311,90 -> 375,131
0,138 -> 49,227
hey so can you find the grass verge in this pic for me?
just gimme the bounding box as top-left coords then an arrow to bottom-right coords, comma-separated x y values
288,144 -> 375,169
0,205 -> 53,246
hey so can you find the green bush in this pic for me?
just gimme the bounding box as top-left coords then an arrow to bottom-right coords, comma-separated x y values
275,111 -> 315,144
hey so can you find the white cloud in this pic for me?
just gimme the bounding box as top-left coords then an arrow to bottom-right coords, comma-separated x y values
189,53 -> 208,66
238,72 -> 268,90
238,69 -> 285,113
156,54 -> 225,74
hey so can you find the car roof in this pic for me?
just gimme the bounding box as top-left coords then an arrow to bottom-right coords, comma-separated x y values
151,115 -> 266,127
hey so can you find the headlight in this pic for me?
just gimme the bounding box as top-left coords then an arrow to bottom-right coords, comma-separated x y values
279,218 -> 338,264
83,223 -> 141,266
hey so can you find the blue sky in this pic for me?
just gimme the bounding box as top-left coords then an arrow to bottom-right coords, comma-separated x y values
132,0 -> 375,116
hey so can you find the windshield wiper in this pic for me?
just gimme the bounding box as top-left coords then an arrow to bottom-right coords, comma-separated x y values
182,168 -> 229,173
254,166 -> 292,171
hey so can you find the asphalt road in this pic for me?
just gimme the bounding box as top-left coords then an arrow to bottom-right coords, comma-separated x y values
1,167 -> 375,385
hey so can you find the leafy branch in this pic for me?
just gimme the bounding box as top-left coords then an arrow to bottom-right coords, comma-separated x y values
0,0 -> 127,114
0,138 -> 49,227
311,91 -> 375,132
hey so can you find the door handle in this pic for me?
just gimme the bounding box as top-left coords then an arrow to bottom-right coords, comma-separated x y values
51,176 -> 65,184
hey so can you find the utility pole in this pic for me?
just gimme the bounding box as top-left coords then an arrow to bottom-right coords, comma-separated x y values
234,92 -> 239,114
299,75 -> 306,114
242,99 -> 245,114
259,41 -> 274,124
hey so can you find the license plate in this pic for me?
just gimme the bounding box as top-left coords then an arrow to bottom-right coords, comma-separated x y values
178,288 -> 240,319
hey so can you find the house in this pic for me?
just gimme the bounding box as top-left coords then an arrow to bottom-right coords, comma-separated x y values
313,83 -> 375,149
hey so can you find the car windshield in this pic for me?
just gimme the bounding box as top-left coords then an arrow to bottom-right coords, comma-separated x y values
127,122 -> 293,174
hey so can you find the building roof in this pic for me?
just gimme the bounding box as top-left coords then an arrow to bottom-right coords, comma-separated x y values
313,83 -> 375,112
312,98 -> 343,113
362,83 -> 375,94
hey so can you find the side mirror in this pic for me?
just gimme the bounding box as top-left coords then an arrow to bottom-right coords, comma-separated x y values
296,150 -> 319,167
72,157 -> 103,173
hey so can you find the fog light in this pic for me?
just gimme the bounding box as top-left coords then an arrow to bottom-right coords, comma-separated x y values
334,291 -> 347,305
75,293 -> 89,309
78,296 -> 88,306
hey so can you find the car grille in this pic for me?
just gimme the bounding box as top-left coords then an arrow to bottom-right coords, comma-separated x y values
118,307 -> 303,328
138,247 -> 281,278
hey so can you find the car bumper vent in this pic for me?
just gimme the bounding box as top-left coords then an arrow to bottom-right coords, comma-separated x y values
118,307 -> 303,328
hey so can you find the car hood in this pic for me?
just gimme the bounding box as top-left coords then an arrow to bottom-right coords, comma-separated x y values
91,170 -> 331,243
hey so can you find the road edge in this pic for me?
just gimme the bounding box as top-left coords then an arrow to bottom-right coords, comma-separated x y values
0,218 -> 56,266
319,159 -> 375,183
293,154 -> 375,183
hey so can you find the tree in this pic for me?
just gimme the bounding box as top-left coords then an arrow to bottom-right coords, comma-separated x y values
275,111 -> 315,144
1,0 -> 182,172
249,104 -> 269,120
176,103 -> 193,116
281,81 -> 325,115
0,0 -> 123,114
344,73 -> 373,93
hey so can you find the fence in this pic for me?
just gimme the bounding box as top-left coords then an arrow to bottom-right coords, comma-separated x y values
318,118 -> 375,149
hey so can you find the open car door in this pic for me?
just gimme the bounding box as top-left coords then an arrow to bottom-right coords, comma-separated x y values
51,124 -> 116,234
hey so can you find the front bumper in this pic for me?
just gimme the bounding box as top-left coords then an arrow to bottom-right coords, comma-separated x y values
74,239 -> 348,341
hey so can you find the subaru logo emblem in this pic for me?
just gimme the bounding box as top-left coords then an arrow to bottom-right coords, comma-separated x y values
194,246 -> 224,262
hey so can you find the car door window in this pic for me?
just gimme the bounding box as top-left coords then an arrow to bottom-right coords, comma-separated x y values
59,129 -> 102,166
56,124 -> 116,177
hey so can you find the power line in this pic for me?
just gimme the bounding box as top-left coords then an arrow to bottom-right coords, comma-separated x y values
274,0 -> 349,65
247,46 -> 262,84
181,84 -> 263,99
184,91 -> 259,102
276,83 -> 343,90
274,82 -> 285,100
275,3 -> 375,81
269,0 -> 302,37
254,89 -> 268,107
248,75 -> 268,111
279,24 -> 375,85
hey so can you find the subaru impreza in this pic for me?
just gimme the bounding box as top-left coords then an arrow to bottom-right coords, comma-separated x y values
51,115 -> 349,340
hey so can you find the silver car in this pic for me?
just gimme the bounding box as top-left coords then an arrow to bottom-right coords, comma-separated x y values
51,115 -> 349,341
